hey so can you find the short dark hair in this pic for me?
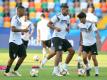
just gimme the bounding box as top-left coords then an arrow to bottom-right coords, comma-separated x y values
77,12 -> 86,19
17,6 -> 25,10
41,14 -> 45,18
61,3 -> 68,8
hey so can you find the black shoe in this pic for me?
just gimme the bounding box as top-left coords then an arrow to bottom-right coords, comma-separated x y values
95,74 -> 99,77
86,69 -> 90,77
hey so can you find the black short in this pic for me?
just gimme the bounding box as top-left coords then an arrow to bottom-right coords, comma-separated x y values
52,37 -> 63,51
43,39 -> 51,48
22,39 -> 28,49
82,43 -> 98,55
62,39 -> 72,52
9,42 -> 27,59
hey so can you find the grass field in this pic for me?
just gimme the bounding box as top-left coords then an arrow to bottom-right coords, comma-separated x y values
0,49 -> 107,80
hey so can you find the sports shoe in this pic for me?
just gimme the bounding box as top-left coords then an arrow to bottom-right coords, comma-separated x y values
40,58 -> 47,69
4,72 -> 15,77
11,71 -> 22,76
95,74 -> 99,77
52,72 -> 63,77
86,69 -> 90,76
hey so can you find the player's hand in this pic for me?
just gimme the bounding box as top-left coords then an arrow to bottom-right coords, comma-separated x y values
55,27 -> 61,32
66,27 -> 70,32
22,32 -> 24,35
80,41 -> 83,46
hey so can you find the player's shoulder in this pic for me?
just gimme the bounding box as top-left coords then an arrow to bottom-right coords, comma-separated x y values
86,21 -> 92,25
12,15 -> 18,20
11,15 -> 20,23
56,13 -> 62,17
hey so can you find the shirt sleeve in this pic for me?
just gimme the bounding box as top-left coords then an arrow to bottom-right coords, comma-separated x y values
50,15 -> 58,23
30,22 -> 35,30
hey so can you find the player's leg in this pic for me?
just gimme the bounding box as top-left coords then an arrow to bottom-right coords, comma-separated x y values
77,45 -> 83,62
12,44 -> 27,76
40,48 -> 56,68
22,39 -> 28,49
82,46 -> 91,76
77,45 -> 84,75
4,42 -> 18,76
42,41 -> 47,59
52,37 -> 63,76
87,52 -> 92,69
91,43 -> 99,76
40,39 -> 56,67
62,39 -> 75,73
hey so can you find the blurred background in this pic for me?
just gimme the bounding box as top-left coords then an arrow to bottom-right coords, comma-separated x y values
0,0 -> 107,51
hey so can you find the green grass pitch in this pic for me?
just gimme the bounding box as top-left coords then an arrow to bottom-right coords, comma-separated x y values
0,49 -> 107,80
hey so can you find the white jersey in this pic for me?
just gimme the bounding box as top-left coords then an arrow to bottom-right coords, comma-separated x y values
86,12 -> 98,23
21,20 -> 35,41
9,15 -> 23,45
37,18 -> 51,41
51,13 -> 70,39
78,22 -> 97,46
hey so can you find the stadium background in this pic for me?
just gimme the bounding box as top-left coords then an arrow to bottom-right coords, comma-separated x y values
0,0 -> 107,51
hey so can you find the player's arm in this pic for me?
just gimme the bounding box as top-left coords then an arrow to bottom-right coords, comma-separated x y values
48,15 -> 61,32
11,26 -> 28,32
95,30 -> 101,45
29,23 -> 35,37
37,29 -> 41,43
36,23 -> 41,44
80,31 -> 83,46
48,21 -> 61,32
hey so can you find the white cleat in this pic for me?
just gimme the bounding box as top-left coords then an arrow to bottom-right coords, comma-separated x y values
63,69 -> 69,75
4,72 -> 15,77
11,71 -> 22,77
52,72 -> 63,77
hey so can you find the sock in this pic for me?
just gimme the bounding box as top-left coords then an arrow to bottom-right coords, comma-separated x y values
53,66 -> 59,73
85,63 -> 90,70
95,66 -> 99,74
63,63 -> 68,70
59,62 -> 63,72
14,64 -> 21,71
5,66 -> 11,73
77,56 -> 82,63
42,48 -> 47,58
42,57 -> 48,65
43,48 -> 47,54
87,59 -> 91,68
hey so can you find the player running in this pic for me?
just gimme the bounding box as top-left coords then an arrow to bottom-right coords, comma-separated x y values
4,6 -> 28,77
77,12 -> 101,77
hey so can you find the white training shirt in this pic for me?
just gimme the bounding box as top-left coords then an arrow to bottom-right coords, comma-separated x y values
51,13 -> 70,39
9,15 -> 23,45
86,12 -> 98,23
37,18 -> 51,41
21,20 -> 35,41
78,22 -> 98,46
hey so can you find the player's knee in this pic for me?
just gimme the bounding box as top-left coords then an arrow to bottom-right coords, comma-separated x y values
68,48 -> 75,54
83,57 -> 87,63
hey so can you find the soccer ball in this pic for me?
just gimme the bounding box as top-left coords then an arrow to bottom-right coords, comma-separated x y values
78,69 -> 85,76
33,55 -> 39,61
30,69 -> 38,77
60,70 -> 67,76
30,66 -> 40,77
